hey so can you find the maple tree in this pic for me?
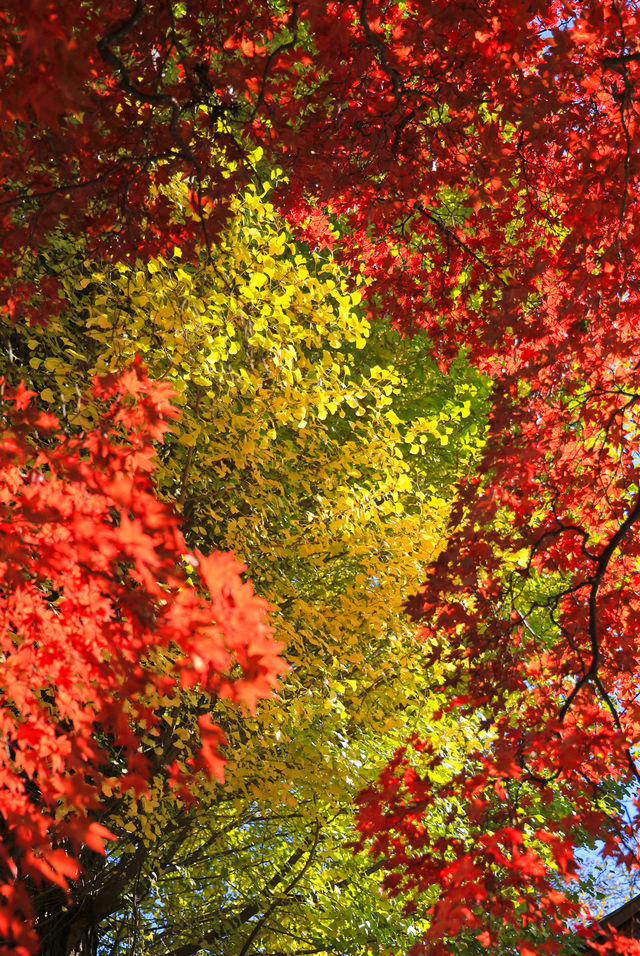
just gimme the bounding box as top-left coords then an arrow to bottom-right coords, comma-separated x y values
0,359 -> 284,954
4,0 -> 640,954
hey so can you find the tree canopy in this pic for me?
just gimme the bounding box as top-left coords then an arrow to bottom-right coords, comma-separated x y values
3,2 -> 640,955
4,177 -> 488,954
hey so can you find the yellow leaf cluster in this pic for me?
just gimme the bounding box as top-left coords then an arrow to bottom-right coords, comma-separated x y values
2,178 -> 488,953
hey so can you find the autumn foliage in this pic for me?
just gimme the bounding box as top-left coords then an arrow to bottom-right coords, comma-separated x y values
4,0 -> 640,953
6,187 -> 488,954
0,362 -> 282,952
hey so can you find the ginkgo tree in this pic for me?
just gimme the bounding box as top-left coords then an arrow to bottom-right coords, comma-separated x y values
3,178 -> 489,955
